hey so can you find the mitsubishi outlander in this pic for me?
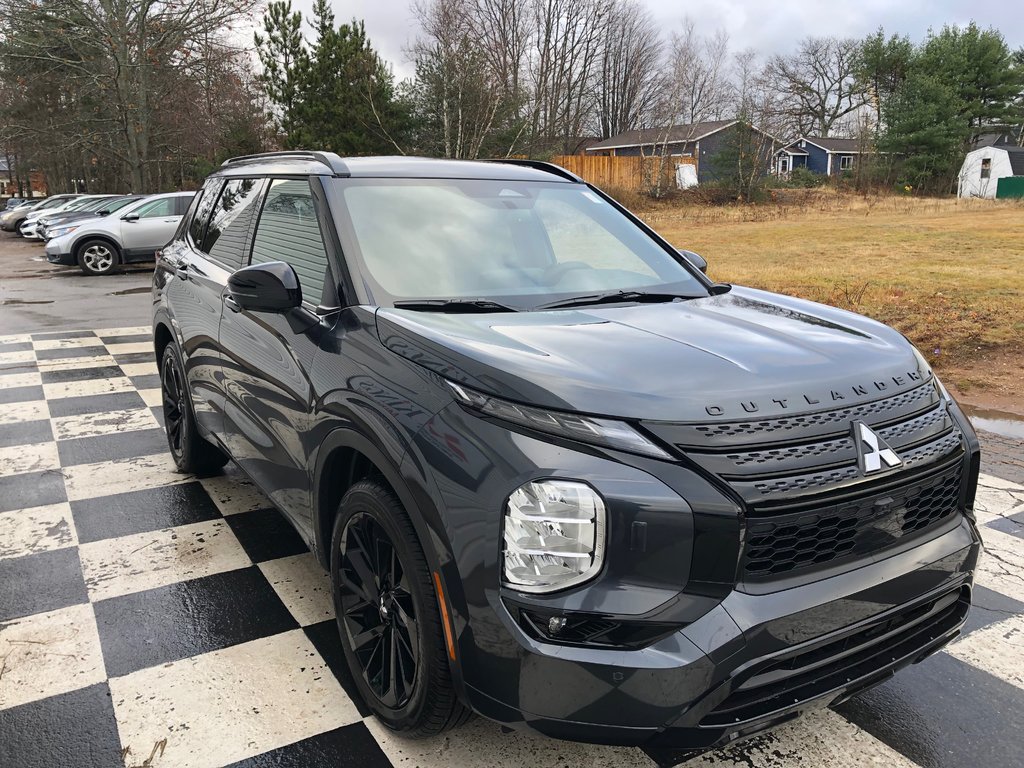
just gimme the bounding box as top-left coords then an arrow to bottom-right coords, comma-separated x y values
152,152 -> 981,764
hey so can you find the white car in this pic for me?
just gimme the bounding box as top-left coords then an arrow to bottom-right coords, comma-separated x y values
19,195 -> 118,239
44,191 -> 195,275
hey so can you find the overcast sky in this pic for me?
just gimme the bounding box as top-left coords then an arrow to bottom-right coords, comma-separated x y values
285,0 -> 1023,80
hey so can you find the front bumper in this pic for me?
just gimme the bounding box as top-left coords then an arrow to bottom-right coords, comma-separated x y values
469,518 -> 979,756
44,236 -> 76,266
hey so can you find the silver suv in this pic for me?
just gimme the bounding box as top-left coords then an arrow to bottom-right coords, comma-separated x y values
44,191 -> 194,275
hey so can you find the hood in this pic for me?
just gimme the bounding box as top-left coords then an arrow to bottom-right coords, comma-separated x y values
375,286 -> 930,422
41,211 -> 101,227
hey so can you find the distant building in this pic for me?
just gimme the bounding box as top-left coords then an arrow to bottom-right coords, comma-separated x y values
958,137 -> 1024,199
586,120 -> 778,185
773,137 -> 870,177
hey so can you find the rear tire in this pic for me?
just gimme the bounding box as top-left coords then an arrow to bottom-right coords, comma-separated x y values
331,479 -> 471,737
160,343 -> 228,476
77,239 -> 120,275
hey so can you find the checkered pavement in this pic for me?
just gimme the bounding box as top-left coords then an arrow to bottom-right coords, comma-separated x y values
2,327 -> 1023,768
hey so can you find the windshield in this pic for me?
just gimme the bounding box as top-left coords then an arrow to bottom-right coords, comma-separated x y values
332,179 -> 706,309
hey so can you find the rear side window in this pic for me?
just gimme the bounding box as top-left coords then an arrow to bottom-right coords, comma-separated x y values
250,179 -> 330,305
188,179 -> 222,247
202,178 -> 266,270
174,196 -> 193,216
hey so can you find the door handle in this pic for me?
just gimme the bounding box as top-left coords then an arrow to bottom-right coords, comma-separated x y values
224,293 -> 242,313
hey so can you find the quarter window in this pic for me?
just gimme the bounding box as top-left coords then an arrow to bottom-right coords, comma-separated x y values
202,178 -> 266,270
188,179 -> 222,248
250,179 -> 330,305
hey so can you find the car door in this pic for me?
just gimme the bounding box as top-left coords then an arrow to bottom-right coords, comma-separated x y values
161,177 -> 265,438
219,177 -> 337,532
120,196 -> 184,259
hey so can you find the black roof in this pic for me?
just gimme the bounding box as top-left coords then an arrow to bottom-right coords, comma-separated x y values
1005,146 -> 1024,175
216,152 -> 579,183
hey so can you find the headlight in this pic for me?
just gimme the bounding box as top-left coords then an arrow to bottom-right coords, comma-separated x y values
503,480 -> 605,593
48,226 -> 77,238
446,381 -> 671,459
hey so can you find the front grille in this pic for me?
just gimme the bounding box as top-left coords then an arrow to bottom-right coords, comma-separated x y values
699,586 -> 969,727
743,462 -> 962,579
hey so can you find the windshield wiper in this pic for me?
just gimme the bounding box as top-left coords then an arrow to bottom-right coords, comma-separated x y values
391,298 -> 519,313
534,290 -> 702,311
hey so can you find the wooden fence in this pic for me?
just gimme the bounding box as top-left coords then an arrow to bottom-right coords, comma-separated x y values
550,154 -> 696,191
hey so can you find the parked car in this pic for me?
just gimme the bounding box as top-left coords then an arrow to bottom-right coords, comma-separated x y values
153,152 -> 981,764
37,195 -> 143,240
45,191 -> 193,275
0,193 -> 80,232
20,194 -> 116,239
4,197 -> 26,210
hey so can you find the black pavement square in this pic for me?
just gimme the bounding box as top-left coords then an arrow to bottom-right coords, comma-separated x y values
984,509 -> 1024,540
0,340 -> 33,353
224,722 -> 391,768
225,507 -> 310,563
151,406 -> 165,427
30,329 -> 97,340
962,584 -> 1024,635
303,620 -> 372,718
0,547 -> 87,622
0,384 -> 44,404
97,333 -> 150,345
35,345 -> 109,361
47,390 -> 146,418
57,428 -> 168,467
110,351 -> 155,365
0,684 -> 123,768
0,467 -> 65,512
94,566 -> 298,678
129,373 -> 161,389
71,481 -> 222,543
40,364 -> 124,384
0,419 -> 53,449
0,361 -> 37,375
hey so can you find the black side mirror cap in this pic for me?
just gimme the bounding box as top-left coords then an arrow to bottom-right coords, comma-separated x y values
227,261 -> 302,313
677,249 -> 707,273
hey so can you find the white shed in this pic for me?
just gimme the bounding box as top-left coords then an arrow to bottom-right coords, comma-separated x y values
958,143 -> 1024,199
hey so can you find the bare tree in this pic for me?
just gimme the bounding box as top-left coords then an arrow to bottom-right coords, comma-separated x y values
593,0 -> 662,139
663,21 -> 733,126
765,36 -> 866,138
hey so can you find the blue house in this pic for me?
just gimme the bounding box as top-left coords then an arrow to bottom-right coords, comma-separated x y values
774,137 -> 865,177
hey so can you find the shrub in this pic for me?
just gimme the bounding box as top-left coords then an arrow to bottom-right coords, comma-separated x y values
786,166 -> 828,188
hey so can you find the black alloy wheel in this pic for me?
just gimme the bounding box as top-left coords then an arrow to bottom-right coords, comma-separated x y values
158,343 -> 228,475
339,512 -> 420,708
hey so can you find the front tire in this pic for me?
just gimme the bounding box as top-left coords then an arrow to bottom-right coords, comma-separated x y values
77,239 -> 120,275
160,343 -> 228,475
331,480 -> 470,736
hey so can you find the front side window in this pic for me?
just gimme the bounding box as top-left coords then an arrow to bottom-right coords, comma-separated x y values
134,197 -> 177,218
332,179 -> 706,308
203,178 -> 265,269
250,179 -> 330,305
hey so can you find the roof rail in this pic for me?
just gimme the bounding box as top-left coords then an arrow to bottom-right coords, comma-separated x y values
221,151 -> 350,176
484,158 -> 583,183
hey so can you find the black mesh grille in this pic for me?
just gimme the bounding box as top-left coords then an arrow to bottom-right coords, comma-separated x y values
743,463 -> 962,579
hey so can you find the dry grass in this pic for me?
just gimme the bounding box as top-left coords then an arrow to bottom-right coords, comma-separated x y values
631,192 -> 1024,394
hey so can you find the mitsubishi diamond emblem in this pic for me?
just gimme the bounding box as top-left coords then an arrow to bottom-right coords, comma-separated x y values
852,421 -> 903,474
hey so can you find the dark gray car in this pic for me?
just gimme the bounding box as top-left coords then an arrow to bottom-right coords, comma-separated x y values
152,152 -> 981,764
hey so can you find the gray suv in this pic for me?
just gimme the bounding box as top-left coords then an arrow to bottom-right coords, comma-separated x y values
45,191 -> 193,274
152,152 -> 981,764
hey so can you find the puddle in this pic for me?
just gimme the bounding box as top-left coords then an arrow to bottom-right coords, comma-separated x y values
107,286 -> 150,296
0,299 -> 54,305
961,405 -> 1024,440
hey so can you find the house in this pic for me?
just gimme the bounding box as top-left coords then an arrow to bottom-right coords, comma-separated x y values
774,137 -> 868,177
958,137 -> 1024,199
585,120 -> 778,185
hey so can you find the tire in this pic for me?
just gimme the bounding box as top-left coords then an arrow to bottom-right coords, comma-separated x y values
77,239 -> 120,275
159,343 -> 228,476
331,480 -> 471,737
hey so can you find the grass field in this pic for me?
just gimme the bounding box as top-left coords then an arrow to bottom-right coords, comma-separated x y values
628,191 -> 1024,404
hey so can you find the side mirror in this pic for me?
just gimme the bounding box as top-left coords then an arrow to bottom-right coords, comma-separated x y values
123,212 -> 140,222
678,249 -> 707,273
227,261 -> 302,313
